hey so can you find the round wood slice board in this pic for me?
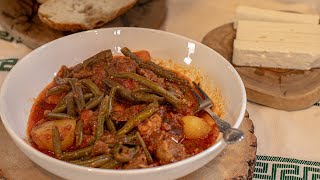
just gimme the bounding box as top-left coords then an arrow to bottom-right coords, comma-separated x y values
0,0 -> 167,49
0,111 -> 257,180
202,23 -> 320,111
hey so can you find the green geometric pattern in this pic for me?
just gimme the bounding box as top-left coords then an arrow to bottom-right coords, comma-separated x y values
0,31 -> 14,42
0,58 -> 18,71
0,30 -> 22,43
254,155 -> 320,180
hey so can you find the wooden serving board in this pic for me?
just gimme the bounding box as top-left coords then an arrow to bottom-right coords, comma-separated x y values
202,23 -> 320,111
0,111 -> 257,180
0,0 -> 167,49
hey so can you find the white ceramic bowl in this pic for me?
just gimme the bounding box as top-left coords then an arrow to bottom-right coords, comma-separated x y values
0,28 -> 246,180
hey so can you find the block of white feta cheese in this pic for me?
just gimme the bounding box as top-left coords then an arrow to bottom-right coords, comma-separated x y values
232,40 -> 320,70
236,21 -> 320,43
234,6 -> 319,29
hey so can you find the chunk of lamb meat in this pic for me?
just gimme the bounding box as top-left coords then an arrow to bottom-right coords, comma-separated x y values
109,57 -> 138,74
123,149 -> 148,169
45,93 -> 65,104
155,139 -> 187,165
112,104 -> 145,122
92,140 -> 110,156
80,110 -> 98,135
138,114 -> 162,137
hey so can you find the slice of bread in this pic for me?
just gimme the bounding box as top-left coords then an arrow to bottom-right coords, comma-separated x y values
38,0 -> 137,32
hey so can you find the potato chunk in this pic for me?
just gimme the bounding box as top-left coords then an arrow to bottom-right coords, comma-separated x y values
181,116 -> 211,139
30,119 -> 76,151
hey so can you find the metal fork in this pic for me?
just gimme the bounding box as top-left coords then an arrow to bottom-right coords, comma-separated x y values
192,82 -> 244,144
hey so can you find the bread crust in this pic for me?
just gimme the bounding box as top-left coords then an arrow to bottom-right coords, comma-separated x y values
38,0 -> 137,32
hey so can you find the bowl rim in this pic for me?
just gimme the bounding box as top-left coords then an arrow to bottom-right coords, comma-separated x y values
0,27 -> 246,175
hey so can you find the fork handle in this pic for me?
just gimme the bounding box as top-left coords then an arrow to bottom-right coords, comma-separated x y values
204,107 -> 231,132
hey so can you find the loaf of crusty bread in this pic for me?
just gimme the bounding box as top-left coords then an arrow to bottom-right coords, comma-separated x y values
38,0 -> 137,31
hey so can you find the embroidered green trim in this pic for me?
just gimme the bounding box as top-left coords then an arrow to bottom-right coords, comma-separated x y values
0,58 -> 18,71
254,155 -> 320,180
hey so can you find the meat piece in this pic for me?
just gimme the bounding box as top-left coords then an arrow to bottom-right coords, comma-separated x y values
80,134 -> 94,148
73,69 -> 94,78
134,50 -> 151,62
163,112 -> 184,142
123,149 -> 148,169
137,68 -> 165,87
146,131 -> 165,153
109,56 -> 138,74
45,93 -> 64,104
91,62 -> 108,89
138,114 -> 162,137
120,79 -> 137,90
155,139 -> 187,165
161,122 -> 171,131
100,132 -> 116,144
80,110 -> 98,134
92,140 -> 110,156
111,104 -> 145,122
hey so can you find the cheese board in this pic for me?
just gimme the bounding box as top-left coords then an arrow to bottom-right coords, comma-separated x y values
202,23 -> 320,111
0,0 -> 167,49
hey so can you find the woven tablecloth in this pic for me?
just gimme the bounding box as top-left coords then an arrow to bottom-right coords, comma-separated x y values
1,0 -> 320,179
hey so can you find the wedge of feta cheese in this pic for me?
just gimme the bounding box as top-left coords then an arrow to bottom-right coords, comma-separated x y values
237,20 -> 320,35
236,21 -> 320,43
233,40 -> 320,70
234,6 -> 319,29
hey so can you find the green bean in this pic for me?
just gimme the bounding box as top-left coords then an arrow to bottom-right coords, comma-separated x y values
61,65 -> 70,78
83,50 -> 113,68
62,146 -> 93,160
132,91 -> 165,103
121,47 -> 188,85
52,126 -> 62,159
96,95 -> 110,140
136,132 -> 153,164
55,77 -> 77,85
46,112 -> 76,120
106,87 -> 117,134
117,101 -> 159,136
85,93 -> 104,110
69,79 -> 85,111
52,96 -> 67,113
46,84 -> 71,96
66,63 -> 83,78
83,158 -> 113,168
132,87 -> 153,94
113,143 -> 140,163
75,120 -> 83,148
112,72 -> 183,108
66,92 -> 76,116
132,87 -> 165,102
74,155 -> 112,168
71,154 -> 111,165
81,79 -> 102,96
103,78 -> 135,102
106,118 -> 116,134
126,133 -> 138,143
83,93 -> 94,100
100,159 -> 122,169
68,156 -> 91,164
121,47 -> 143,64
116,133 -> 137,145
